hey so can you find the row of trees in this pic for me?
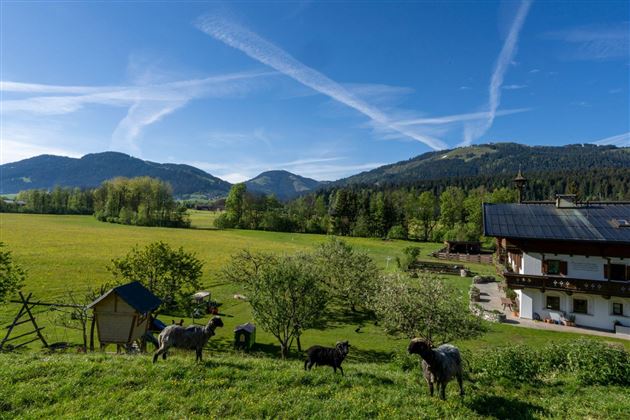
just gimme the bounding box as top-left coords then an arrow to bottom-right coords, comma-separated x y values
223,238 -> 483,358
2,177 -> 189,229
2,187 -> 95,214
93,177 -> 190,228
216,183 -> 517,242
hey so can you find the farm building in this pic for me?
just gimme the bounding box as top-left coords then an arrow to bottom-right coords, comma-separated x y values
484,196 -> 630,334
87,281 -> 161,349
234,323 -> 256,350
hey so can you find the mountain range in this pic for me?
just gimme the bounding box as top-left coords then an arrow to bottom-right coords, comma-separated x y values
1,143 -> 629,200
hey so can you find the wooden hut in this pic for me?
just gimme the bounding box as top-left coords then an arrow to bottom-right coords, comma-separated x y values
87,281 -> 161,350
234,323 -> 256,350
444,240 -> 481,254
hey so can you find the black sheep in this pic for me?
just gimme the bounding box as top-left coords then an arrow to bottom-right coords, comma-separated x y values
304,341 -> 350,375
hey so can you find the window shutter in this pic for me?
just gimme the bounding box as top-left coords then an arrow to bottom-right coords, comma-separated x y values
542,260 -> 548,274
604,264 -> 608,279
560,261 -> 568,276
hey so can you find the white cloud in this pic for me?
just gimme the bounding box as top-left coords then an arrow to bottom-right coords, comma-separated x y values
182,155 -> 379,181
529,68 -> 540,73
397,108 -> 530,126
463,0 -> 532,146
1,71 -> 272,154
196,15 -> 447,150
0,139 -> 82,164
591,132 -> 630,147
544,22 -> 630,61
503,84 -> 527,90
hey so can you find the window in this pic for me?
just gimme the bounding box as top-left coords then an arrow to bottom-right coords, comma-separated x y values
613,303 -> 623,316
546,296 -> 560,311
606,264 -> 628,281
573,299 -> 588,314
543,259 -> 567,276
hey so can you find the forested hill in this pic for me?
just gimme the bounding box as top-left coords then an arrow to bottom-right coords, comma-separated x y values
245,170 -> 322,200
0,152 -> 232,197
337,143 -> 630,186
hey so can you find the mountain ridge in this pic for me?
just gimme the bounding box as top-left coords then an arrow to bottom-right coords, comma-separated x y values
2,143 -> 628,199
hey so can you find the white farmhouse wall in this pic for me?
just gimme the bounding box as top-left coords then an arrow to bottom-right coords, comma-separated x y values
520,252 -> 625,281
518,288 -> 630,331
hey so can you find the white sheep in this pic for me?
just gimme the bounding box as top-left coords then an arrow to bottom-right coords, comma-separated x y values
408,338 -> 464,400
153,316 -> 224,363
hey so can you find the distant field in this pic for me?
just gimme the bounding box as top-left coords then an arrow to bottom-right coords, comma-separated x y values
1,213 -> 628,356
188,209 -> 222,229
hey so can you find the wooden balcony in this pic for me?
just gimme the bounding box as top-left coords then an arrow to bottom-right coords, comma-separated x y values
504,272 -> 630,298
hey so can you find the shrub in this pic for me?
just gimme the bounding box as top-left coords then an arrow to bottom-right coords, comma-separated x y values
472,339 -> 630,386
563,339 -> 630,385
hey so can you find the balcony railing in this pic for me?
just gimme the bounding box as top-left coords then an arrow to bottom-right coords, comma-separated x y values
504,272 -> 630,298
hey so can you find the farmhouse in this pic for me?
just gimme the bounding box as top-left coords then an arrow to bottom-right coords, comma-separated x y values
483,195 -> 630,332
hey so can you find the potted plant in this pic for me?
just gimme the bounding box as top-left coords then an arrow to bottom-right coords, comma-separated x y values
564,314 -> 576,327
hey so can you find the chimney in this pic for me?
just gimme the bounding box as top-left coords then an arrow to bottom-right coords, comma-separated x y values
555,194 -> 578,208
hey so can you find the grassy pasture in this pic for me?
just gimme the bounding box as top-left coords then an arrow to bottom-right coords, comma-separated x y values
1,213 -> 628,356
1,213 -> 630,418
1,352 -> 629,419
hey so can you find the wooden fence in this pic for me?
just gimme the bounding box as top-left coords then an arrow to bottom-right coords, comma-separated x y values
432,252 -> 494,264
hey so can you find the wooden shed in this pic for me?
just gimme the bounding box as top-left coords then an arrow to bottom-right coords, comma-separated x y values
234,322 -> 256,350
87,281 -> 161,349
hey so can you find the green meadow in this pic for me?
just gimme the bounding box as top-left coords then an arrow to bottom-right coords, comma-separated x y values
1,213 -> 629,418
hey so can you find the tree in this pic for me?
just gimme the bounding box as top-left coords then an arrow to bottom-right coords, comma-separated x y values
224,183 -> 247,228
109,241 -> 203,310
0,243 -> 26,305
415,191 -> 439,241
439,187 -> 466,229
314,238 -> 379,312
222,251 -> 327,358
373,273 -> 484,344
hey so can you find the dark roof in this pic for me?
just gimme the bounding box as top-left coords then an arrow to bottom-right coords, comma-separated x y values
483,203 -> 630,244
234,322 -> 256,333
87,281 -> 162,313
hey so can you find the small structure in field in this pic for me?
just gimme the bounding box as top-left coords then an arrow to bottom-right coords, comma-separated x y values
234,322 -> 256,350
87,281 -> 161,351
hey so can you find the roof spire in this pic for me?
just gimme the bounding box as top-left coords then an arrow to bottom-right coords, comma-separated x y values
513,166 -> 527,203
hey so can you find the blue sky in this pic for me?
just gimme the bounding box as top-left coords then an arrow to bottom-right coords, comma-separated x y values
1,1 -> 628,182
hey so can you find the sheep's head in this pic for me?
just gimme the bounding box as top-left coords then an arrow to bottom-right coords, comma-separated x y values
408,338 -> 432,356
336,340 -> 350,356
209,316 -> 224,329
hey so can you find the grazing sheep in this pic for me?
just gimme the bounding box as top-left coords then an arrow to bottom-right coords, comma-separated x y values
407,338 -> 464,400
304,341 -> 350,375
153,316 -> 224,363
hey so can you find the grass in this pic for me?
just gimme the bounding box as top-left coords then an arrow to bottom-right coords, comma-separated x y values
188,209 -> 222,229
1,351 -> 629,419
1,213 -> 628,355
1,213 -> 630,417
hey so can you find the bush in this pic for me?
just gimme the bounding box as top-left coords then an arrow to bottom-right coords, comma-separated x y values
563,339 -> 630,385
472,339 -> 630,386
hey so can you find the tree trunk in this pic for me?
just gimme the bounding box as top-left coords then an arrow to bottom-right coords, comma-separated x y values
296,334 -> 302,352
89,316 -> 96,352
280,342 -> 289,359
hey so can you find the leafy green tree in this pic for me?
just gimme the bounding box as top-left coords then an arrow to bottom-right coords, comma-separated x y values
439,186 -> 466,229
222,251 -> 327,358
314,238 -> 379,312
0,243 -> 26,305
224,183 -> 247,228
109,241 -> 203,310
373,273 -> 484,344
